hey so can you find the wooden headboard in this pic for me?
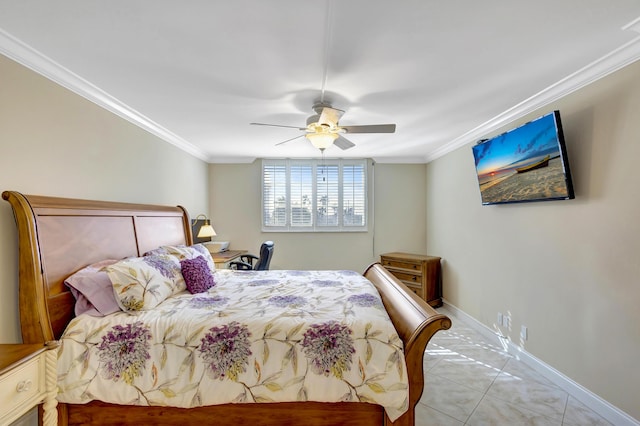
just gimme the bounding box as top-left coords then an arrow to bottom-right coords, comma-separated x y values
2,191 -> 193,344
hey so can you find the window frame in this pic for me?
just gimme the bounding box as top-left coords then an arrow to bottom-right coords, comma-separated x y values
262,158 -> 368,232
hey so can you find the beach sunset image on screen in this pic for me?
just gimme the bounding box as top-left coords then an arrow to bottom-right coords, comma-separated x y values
472,111 -> 574,205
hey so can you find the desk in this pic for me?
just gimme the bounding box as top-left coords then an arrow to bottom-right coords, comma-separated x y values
210,249 -> 247,269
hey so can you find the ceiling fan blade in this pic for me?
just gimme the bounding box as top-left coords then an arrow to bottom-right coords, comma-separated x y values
334,135 -> 355,150
275,134 -> 305,146
318,107 -> 344,126
341,124 -> 396,134
251,122 -> 306,130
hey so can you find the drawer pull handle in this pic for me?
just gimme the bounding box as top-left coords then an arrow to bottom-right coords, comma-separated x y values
16,379 -> 33,393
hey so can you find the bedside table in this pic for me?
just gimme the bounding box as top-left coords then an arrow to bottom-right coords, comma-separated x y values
0,342 -> 59,426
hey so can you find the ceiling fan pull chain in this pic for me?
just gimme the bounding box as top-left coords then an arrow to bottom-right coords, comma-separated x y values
321,151 -> 327,182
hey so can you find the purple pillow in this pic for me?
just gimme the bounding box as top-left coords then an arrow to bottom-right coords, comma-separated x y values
65,259 -> 121,316
181,256 -> 215,294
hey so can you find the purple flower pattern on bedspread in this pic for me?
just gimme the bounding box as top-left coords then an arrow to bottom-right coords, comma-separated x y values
189,295 -> 229,309
268,295 -> 307,308
56,269 -> 409,421
97,322 -> 151,384
199,322 -> 252,381
247,279 -> 279,287
347,293 -> 384,308
311,279 -> 341,287
302,322 -> 355,379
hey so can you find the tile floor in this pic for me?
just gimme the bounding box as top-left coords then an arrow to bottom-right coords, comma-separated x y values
416,306 -> 612,426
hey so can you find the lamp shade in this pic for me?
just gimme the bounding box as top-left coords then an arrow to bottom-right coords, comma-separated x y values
197,222 -> 216,238
192,214 -> 217,238
306,132 -> 338,150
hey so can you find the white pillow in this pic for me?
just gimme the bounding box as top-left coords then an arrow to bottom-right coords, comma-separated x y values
105,254 -> 183,312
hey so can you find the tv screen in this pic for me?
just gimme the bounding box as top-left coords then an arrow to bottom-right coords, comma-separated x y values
472,110 -> 574,205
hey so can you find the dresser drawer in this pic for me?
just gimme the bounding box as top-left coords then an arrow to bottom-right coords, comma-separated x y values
0,356 -> 43,420
385,267 -> 423,297
381,258 -> 421,272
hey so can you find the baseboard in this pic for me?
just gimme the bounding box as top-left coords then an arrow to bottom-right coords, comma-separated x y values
440,300 -> 640,426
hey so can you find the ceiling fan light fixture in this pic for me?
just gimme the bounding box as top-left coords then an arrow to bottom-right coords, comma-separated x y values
306,132 -> 338,150
253,102 -> 395,151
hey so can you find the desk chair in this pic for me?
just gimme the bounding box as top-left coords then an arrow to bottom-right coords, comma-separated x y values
229,241 -> 274,270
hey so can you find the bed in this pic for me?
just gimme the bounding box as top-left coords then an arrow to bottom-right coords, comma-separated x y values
2,190 -> 451,426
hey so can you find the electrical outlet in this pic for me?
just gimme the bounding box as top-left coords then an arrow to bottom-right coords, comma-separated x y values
497,312 -> 504,326
521,325 -> 528,340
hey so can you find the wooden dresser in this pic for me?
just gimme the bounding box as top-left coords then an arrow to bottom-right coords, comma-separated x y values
380,252 -> 442,307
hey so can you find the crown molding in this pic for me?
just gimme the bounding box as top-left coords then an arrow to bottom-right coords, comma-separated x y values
0,28 -> 209,162
622,16 -> 640,33
424,30 -> 640,163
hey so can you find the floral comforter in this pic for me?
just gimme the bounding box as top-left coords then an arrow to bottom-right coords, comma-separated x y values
57,270 -> 409,420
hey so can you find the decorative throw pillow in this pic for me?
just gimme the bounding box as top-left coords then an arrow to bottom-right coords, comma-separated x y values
105,254 -> 184,312
181,256 -> 216,294
145,244 -> 216,273
64,259 -> 121,317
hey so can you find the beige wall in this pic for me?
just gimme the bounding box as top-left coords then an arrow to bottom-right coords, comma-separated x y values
0,55 -> 209,343
426,59 -> 640,420
208,162 -> 427,271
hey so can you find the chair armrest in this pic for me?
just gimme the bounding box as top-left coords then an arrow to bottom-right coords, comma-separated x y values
240,254 -> 258,263
229,261 -> 252,270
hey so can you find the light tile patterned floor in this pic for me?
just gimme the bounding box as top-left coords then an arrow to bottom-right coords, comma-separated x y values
416,306 -> 612,426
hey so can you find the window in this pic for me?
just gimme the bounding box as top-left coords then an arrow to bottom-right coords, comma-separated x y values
262,159 -> 367,232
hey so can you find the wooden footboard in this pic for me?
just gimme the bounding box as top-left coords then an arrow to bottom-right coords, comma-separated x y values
364,263 -> 451,425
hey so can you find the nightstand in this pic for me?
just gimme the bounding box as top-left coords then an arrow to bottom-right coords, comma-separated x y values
0,342 -> 58,426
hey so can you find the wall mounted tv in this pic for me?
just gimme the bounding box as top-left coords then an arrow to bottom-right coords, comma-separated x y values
472,110 -> 574,205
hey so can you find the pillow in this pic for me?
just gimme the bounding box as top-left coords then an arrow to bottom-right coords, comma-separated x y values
181,256 -> 216,294
105,254 -> 184,312
65,259 -> 121,317
145,244 -> 216,273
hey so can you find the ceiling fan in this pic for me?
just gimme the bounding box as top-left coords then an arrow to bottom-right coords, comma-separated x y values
250,103 -> 396,151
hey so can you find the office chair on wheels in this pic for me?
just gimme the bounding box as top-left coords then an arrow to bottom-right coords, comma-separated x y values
229,241 -> 274,271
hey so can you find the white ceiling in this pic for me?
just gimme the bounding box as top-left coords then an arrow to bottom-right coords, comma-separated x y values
1,1 -> 640,163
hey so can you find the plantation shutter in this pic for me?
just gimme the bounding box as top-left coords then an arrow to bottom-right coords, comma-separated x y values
262,162 -> 287,227
262,159 -> 367,232
290,164 -> 313,227
316,164 -> 339,226
342,164 -> 366,227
